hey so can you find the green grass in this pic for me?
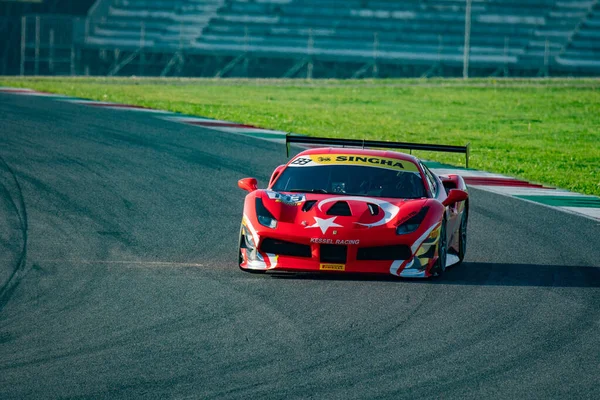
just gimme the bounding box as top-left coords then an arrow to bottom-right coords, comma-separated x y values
2,77 -> 599,196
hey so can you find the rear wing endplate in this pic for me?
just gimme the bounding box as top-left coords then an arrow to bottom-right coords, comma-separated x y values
285,134 -> 471,168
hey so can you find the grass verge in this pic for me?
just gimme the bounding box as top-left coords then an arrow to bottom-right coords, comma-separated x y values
1,77 -> 599,196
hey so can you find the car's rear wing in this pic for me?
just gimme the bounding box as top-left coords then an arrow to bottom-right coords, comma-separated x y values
286,134 -> 471,168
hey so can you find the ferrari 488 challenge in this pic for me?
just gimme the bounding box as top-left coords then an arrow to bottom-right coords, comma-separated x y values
237,136 -> 469,278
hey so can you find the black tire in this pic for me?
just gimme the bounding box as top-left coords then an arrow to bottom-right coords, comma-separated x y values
238,225 -> 265,274
431,219 -> 447,277
237,224 -> 245,269
457,206 -> 468,264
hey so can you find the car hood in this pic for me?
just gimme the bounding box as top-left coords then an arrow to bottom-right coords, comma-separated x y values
259,190 -> 430,230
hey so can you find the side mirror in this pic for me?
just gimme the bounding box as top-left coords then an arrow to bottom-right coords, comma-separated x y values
238,177 -> 258,192
439,177 -> 457,193
442,189 -> 468,207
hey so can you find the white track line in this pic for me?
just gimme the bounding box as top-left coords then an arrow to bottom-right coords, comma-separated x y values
37,260 -> 206,267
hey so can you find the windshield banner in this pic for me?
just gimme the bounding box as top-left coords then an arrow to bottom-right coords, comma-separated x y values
289,154 -> 419,172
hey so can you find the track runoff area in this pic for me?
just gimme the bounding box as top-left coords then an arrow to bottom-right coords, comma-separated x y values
0,89 -> 599,399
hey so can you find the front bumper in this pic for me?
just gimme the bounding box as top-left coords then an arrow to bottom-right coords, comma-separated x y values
240,217 -> 442,278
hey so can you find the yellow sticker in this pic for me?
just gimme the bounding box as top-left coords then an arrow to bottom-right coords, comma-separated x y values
320,263 -> 346,271
290,154 -> 419,172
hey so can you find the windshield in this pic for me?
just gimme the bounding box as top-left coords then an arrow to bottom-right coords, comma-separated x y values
272,165 -> 427,199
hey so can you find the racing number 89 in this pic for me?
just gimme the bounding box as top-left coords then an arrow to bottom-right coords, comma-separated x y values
291,157 -> 311,166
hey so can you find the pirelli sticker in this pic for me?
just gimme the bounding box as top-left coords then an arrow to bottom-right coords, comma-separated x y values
320,263 -> 346,271
289,154 -> 418,172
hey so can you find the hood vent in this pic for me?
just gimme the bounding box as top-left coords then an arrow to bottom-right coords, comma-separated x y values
302,200 -> 317,212
367,203 -> 379,216
326,201 -> 352,216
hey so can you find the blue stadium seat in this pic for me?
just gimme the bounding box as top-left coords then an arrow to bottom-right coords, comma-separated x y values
81,0 -> 600,73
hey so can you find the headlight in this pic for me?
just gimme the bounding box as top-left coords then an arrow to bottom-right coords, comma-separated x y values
243,227 -> 256,249
255,198 -> 278,229
396,207 -> 429,235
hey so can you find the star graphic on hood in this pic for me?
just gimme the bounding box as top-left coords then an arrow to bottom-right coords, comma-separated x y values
305,216 -> 343,234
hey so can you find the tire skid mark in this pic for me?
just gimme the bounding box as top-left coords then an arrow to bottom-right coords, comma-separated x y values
390,296 -> 600,398
0,309 -> 218,371
378,270 -> 600,398
0,154 -> 29,311
299,289 -> 538,398
213,283 -> 437,398
250,270 -> 572,399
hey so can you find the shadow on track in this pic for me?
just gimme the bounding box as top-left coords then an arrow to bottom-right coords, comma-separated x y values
443,262 -> 600,288
261,262 -> 600,288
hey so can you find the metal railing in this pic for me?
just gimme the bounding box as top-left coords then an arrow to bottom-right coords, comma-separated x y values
14,14 -> 600,78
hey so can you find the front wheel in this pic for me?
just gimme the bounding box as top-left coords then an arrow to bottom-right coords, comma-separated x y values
431,220 -> 447,277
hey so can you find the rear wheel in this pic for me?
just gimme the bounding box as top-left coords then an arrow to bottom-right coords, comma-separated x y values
457,207 -> 468,264
431,219 -> 447,277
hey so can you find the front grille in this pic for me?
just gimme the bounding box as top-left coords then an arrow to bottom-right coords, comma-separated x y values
320,244 -> 347,263
357,245 -> 412,261
260,238 -> 311,257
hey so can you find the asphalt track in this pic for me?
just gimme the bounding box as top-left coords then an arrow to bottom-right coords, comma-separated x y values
0,93 -> 599,400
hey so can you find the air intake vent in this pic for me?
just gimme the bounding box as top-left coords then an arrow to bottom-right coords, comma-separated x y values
367,203 -> 379,216
302,200 -> 317,212
357,245 -> 411,261
260,238 -> 311,258
326,201 -> 352,216
320,244 -> 347,263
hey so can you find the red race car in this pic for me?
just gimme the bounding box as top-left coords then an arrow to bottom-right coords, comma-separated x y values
237,136 -> 469,278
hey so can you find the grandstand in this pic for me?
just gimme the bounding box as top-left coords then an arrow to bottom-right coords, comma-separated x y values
0,0 -> 95,75
11,0 -> 600,77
